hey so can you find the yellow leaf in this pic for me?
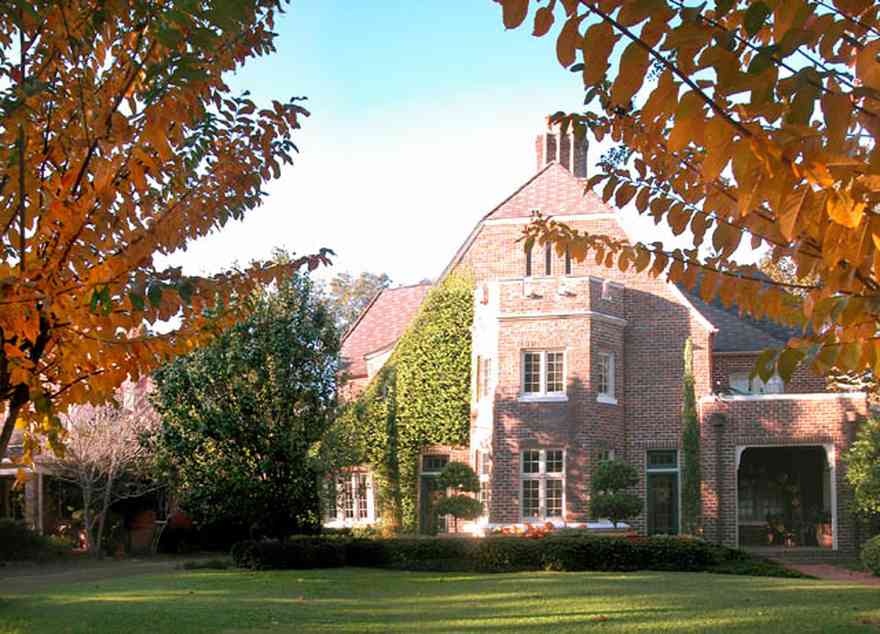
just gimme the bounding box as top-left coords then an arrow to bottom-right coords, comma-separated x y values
556,14 -> 583,68
856,39 -> 880,91
532,6 -> 554,37
668,91 -> 705,152
501,0 -> 529,29
702,117 -> 735,180
582,22 -> 617,86
611,41 -> 650,106
615,182 -> 637,207
826,191 -> 866,229
642,70 -> 678,123
776,186 -> 808,241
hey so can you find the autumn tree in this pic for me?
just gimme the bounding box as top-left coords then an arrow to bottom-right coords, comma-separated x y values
322,271 -> 392,334
496,0 -> 880,384
44,376 -> 160,556
0,1 -> 330,463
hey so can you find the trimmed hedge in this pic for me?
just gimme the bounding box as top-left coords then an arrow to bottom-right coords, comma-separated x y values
231,534 -> 768,575
862,534 -> 880,576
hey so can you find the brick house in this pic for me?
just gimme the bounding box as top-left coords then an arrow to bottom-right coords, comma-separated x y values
338,124 -> 868,553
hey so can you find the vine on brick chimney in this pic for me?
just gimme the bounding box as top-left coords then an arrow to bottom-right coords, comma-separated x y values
335,272 -> 474,532
681,337 -> 702,536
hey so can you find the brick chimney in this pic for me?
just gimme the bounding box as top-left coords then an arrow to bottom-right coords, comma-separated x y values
534,120 -> 587,178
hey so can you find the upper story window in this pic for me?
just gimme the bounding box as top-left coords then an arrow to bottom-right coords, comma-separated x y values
597,352 -> 617,404
522,350 -> 566,398
729,372 -> 784,395
476,356 -> 493,401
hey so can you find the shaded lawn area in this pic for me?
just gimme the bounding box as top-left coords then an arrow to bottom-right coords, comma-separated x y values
1,567 -> 879,634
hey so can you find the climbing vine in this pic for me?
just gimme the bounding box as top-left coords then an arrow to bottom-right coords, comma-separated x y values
335,272 -> 474,532
681,338 -> 702,535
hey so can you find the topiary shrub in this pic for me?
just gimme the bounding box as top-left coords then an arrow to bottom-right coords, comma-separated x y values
862,534 -> 880,576
591,460 -> 642,528
434,461 -> 482,532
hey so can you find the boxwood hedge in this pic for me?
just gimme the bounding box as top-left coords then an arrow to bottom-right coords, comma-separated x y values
231,534 -> 775,575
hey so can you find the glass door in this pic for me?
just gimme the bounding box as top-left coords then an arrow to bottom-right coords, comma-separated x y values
646,450 -> 679,535
647,472 -> 679,535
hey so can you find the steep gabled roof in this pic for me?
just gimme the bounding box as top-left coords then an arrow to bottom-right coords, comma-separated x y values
441,162 -> 609,279
340,283 -> 432,378
677,280 -> 801,353
484,162 -> 609,220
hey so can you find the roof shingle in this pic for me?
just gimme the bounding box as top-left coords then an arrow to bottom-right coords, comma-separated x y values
485,162 -> 610,220
340,283 -> 431,378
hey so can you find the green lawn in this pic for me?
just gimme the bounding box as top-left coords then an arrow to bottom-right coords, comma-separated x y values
1,567 -> 878,633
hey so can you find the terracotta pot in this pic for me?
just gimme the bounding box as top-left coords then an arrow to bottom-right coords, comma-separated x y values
816,523 -> 833,548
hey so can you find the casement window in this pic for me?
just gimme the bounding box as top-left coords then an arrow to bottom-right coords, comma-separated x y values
521,449 -> 565,520
544,243 -> 552,276
476,356 -> 493,401
596,448 -> 616,463
564,246 -> 572,276
474,450 -> 491,518
327,473 -> 374,524
525,246 -> 533,277
597,352 -> 617,403
729,372 -> 784,395
521,350 -> 566,398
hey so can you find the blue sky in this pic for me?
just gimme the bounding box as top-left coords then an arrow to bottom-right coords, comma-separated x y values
167,2 -> 679,285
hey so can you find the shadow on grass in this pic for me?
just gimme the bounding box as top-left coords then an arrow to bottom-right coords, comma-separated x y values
3,568 -> 879,634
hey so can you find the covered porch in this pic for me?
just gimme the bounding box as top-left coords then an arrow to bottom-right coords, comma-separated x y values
736,445 -> 834,550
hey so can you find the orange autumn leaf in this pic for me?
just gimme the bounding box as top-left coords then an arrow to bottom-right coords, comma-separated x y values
498,0 -> 880,382
0,1 -> 332,461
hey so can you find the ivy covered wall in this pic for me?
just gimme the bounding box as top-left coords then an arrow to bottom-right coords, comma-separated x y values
337,272 -> 474,532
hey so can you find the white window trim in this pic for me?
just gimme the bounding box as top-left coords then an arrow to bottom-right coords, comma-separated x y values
327,472 -> 375,527
521,449 -> 565,521
597,351 -> 617,404
519,349 -> 567,402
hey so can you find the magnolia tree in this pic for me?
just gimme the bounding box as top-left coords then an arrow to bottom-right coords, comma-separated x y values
496,0 -> 880,384
45,377 -> 160,555
0,0 -> 330,464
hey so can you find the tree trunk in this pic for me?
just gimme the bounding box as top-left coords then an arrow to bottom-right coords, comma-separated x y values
95,461 -> 116,558
0,385 -> 28,463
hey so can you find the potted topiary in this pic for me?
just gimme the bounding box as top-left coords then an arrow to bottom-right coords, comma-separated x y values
590,459 -> 642,535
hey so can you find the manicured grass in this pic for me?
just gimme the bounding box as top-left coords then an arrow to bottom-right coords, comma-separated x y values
1,567 -> 879,633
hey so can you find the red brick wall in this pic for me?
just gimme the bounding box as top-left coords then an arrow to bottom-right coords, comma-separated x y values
713,353 -> 828,394
700,395 -> 866,551
457,215 -> 718,528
